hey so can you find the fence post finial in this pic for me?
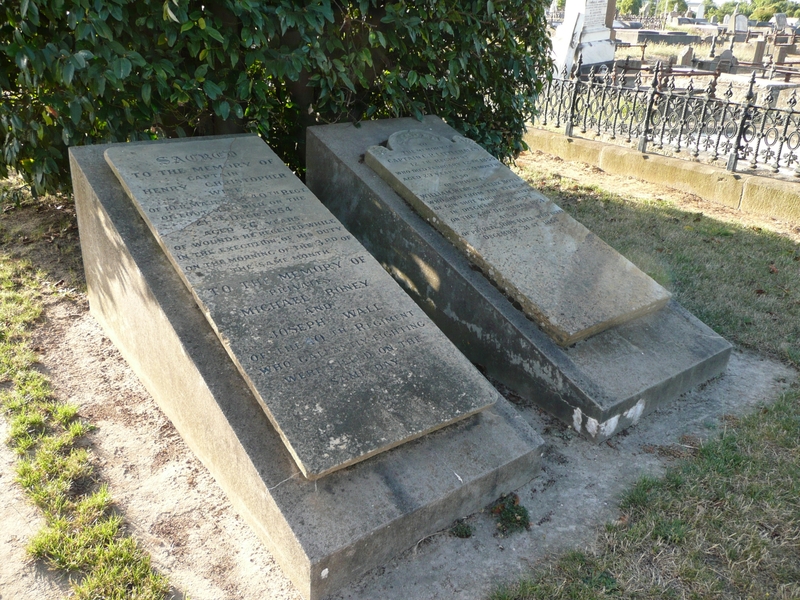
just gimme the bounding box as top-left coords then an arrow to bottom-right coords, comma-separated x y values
651,61 -> 661,89
638,62 -> 660,153
746,70 -> 757,103
727,71 -> 757,171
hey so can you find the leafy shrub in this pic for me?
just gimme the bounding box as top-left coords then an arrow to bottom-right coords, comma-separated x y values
1,0 -> 551,195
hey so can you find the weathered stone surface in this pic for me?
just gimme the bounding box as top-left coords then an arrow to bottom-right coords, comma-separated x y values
307,117 -> 732,442
104,136 -> 496,479
365,130 -> 671,346
70,139 -> 544,600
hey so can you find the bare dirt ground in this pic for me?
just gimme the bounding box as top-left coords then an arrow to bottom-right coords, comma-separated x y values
1,152 -> 797,600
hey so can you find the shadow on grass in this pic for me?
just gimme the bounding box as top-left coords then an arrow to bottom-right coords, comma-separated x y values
522,168 -> 800,367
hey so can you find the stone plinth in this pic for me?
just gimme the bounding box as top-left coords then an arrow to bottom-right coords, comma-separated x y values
104,136 -> 495,480
70,138 -> 544,600
306,117 -> 732,442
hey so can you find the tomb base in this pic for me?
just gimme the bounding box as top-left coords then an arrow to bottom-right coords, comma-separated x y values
306,117 -> 732,443
69,140 -> 544,600
577,39 -> 616,68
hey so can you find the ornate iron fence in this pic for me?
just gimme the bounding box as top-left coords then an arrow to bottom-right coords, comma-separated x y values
533,61 -> 800,177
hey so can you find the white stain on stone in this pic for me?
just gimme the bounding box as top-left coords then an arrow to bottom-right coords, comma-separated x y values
624,399 -> 646,424
572,407 -> 583,432
599,415 -> 620,438
321,568 -> 329,580
585,417 -> 599,437
328,434 -> 351,451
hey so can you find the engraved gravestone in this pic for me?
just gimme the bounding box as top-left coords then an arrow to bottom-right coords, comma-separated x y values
775,13 -> 787,31
735,13 -> 748,32
104,135 -> 497,479
365,130 -> 671,346
583,0 -> 608,30
678,45 -> 694,66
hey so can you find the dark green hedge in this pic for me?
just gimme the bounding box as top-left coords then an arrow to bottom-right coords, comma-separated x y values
1,0 -> 551,195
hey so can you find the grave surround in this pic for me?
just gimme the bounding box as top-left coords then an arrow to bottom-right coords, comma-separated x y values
104,136 -> 496,480
70,136 -> 544,600
365,130 -> 671,346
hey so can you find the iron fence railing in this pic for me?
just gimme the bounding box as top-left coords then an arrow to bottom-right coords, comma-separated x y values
533,60 -> 800,177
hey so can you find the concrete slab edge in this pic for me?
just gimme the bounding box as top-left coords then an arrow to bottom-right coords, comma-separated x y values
523,127 -> 800,224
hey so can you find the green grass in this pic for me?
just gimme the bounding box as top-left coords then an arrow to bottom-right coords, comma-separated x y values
490,393 -> 800,599
522,169 -> 800,367
0,186 -> 170,598
488,163 -> 800,599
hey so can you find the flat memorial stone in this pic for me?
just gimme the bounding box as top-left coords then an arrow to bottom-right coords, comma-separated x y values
365,131 -> 671,346
104,135 -> 496,479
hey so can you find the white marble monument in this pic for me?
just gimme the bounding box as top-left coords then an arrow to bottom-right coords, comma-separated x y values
551,0 -> 616,74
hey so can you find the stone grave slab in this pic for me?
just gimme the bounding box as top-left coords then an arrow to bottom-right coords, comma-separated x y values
365,130 -> 671,347
306,117 -> 732,442
70,139 -> 544,600
104,136 -> 496,480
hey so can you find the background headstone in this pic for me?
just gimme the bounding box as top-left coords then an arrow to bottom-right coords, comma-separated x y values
551,0 -> 616,73
775,13 -> 788,31
735,13 -> 749,32
677,45 -> 694,66
752,38 -> 767,64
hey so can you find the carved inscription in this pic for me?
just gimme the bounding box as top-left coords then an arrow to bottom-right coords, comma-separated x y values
104,136 -> 495,479
366,130 -> 671,346
583,0 -> 608,29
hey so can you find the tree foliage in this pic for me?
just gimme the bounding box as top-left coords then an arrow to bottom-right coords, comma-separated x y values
617,0 -> 643,17
0,0 -> 551,195
709,0 -> 800,18
655,0 -> 688,15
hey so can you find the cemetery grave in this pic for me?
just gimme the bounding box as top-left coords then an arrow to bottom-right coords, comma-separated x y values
103,136 -> 497,480
70,135 -> 544,600
364,130 -> 670,346
8,0 -> 799,596
307,116 -> 731,443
